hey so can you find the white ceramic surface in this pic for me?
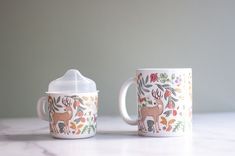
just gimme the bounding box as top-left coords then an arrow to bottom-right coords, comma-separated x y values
0,113 -> 235,156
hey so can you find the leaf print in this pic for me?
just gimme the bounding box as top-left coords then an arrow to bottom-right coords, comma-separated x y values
56,104 -> 62,108
74,118 -> 81,123
163,110 -> 172,117
171,101 -> 176,108
160,116 -> 167,125
162,84 -> 170,88
143,88 -> 150,92
157,84 -> 164,91
145,75 -> 149,84
70,122 -> 76,130
166,125 -> 172,132
171,74 -> 175,80
168,119 -> 176,125
141,77 -> 145,86
139,78 -> 143,87
71,95 -> 77,98
137,87 -> 141,96
56,96 -> 60,103
145,84 -> 153,88
161,80 -> 166,83
77,124 -> 83,129
173,121 -> 185,132
79,105 -> 86,111
137,73 -> 142,80
91,125 -> 96,132
77,98 -> 82,104
170,88 -> 176,96
81,125 -> 88,134
147,100 -> 152,105
159,73 -> 169,83
53,97 -> 56,104
76,129 -> 81,134
54,99 -> 62,108
82,96 -> 88,101
171,97 -> 179,102
164,95 -> 167,100
54,106 -> 59,111
138,85 -> 145,95
138,75 -> 155,96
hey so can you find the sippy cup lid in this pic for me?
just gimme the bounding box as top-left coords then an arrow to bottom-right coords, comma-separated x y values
47,69 -> 97,93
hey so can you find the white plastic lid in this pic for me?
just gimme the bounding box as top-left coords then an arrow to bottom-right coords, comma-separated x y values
47,69 -> 97,93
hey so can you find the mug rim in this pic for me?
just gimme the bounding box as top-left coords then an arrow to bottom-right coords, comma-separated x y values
136,68 -> 192,71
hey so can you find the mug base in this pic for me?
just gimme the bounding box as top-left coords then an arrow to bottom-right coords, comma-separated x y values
50,132 -> 96,139
138,131 -> 187,137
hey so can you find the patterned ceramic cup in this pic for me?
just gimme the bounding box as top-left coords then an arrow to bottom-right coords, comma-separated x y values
37,92 -> 98,139
119,68 -> 192,137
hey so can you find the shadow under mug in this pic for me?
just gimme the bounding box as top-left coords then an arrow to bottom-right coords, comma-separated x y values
37,92 -> 98,139
119,68 -> 192,137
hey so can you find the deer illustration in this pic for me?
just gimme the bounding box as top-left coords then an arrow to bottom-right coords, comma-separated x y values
50,96 -> 80,134
139,89 -> 164,133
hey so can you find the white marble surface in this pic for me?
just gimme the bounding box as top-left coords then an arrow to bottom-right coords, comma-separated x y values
0,113 -> 235,156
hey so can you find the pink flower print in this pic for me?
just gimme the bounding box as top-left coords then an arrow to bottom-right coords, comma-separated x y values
150,73 -> 158,83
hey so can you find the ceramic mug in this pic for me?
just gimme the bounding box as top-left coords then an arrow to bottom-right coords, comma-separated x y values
37,92 -> 98,139
119,68 -> 192,137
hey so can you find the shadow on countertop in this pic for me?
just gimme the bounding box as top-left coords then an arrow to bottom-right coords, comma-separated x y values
0,133 -> 54,142
0,130 -> 163,142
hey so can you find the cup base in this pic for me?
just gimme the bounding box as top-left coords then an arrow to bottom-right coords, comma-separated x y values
50,132 -> 96,139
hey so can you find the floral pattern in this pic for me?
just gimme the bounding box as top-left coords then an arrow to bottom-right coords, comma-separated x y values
48,93 -> 98,138
137,70 -> 192,135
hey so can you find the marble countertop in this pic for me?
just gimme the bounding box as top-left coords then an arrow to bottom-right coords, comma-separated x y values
0,113 -> 235,156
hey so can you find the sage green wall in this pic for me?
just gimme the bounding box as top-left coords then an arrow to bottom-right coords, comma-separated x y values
1,0 -> 235,118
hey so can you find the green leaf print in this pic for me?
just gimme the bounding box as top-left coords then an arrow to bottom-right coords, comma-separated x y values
162,84 -> 170,88
145,84 -> 152,88
173,121 -> 185,132
171,74 -> 175,80
82,125 -> 88,134
91,125 -> 95,132
170,88 -> 177,96
163,110 -> 172,117
56,96 -> 60,103
88,127 -> 91,134
171,96 -> 178,102
156,84 -> 164,91
145,75 -> 149,84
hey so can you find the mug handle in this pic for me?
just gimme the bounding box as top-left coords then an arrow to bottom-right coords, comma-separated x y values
37,96 -> 49,121
119,77 -> 138,125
